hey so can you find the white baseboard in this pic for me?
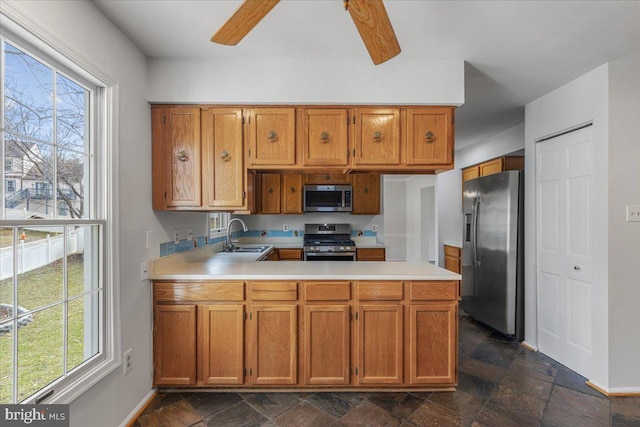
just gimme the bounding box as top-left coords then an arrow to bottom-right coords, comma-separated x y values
119,389 -> 156,427
587,380 -> 640,396
521,340 -> 538,351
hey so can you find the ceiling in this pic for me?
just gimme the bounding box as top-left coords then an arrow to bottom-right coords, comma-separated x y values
93,0 -> 640,150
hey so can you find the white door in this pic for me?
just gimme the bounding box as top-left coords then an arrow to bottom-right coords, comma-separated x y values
536,126 -> 593,378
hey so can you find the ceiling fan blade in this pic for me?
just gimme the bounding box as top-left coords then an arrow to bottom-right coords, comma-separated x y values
211,0 -> 280,45
347,0 -> 401,65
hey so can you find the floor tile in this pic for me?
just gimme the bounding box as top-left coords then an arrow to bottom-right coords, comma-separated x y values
508,357 -> 557,383
181,392 -> 243,419
274,401 -> 338,427
137,399 -> 203,427
241,392 -> 303,419
469,340 -> 519,369
427,390 -> 484,420
341,400 -> 401,426
366,392 -> 424,420
458,357 -> 510,382
408,400 -> 467,426
611,396 -> 640,423
306,392 -> 364,418
553,365 -> 604,398
489,382 -> 547,420
541,385 -> 610,427
473,401 -> 540,427
456,370 -> 498,399
205,401 -> 268,427
499,373 -> 554,400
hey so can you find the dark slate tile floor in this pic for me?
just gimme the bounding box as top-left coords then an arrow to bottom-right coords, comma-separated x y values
134,313 -> 640,426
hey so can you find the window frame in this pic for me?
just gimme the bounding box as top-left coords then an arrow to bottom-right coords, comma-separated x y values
0,9 -> 120,405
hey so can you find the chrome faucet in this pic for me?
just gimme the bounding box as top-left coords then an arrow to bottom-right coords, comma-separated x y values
226,217 -> 248,251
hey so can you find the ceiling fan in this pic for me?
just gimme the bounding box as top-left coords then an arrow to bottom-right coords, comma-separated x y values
211,0 -> 401,65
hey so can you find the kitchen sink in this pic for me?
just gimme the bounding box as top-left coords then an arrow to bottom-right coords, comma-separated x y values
224,245 -> 270,253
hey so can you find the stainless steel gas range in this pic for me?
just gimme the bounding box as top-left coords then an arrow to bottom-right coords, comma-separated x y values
303,223 -> 356,261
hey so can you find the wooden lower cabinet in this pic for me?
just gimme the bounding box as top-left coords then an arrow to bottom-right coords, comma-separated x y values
153,280 -> 458,390
304,305 -> 351,385
251,304 -> 298,385
443,245 -> 461,274
200,304 -> 245,385
153,304 -> 197,385
357,304 -> 404,385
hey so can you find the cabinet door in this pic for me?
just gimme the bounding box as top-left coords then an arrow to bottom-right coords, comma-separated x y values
251,305 -> 297,385
356,247 -> 386,261
202,108 -> 245,209
248,108 -> 296,166
153,305 -> 197,385
357,304 -> 403,384
260,174 -> 281,214
304,305 -> 351,385
352,174 -> 381,214
409,304 -> 457,385
303,173 -> 352,185
200,304 -> 245,385
353,108 -> 400,165
281,174 -> 303,214
155,107 -> 201,208
461,166 -> 480,182
479,157 -> 504,177
302,109 -> 349,166
406,107 -> 453,166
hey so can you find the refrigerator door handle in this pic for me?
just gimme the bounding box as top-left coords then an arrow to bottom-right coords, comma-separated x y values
473,197 -> 480,267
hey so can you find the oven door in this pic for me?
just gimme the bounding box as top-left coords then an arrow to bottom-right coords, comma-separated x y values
304,252 -> 356,261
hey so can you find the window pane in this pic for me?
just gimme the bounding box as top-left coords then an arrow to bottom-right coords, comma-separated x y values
0,324 -> 14,403
67,225 -> 99,298
56,74 -> 89,154
57,149 -> 86,219
0,227 -> 14,312
4,43 -> 53,142
17,304 -> 63,402
67,292 -> 99,372
17,226 -> 65,310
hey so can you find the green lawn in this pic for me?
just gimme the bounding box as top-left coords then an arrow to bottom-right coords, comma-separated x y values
0,254 -> 88,403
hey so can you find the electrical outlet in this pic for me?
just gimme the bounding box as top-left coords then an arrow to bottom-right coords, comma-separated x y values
123,349 -> 132,374
372,224 -> 379,232
626,205 -> 640,222
282,224 -> 288,232
146,230 -> 153,249
187,228 -> 193,240
173,229 -> 179,244
140,262 -> 148,281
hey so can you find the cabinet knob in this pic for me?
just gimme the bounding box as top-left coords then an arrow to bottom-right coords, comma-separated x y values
425,131 -> 435,143
320,131 -> 330,143
220,150 -> 230,161
364,187 -> 369,194
290,186 -> 296,193
268,188 -> 274,194
176,150 -> 189,162
267,130 -> 278,142
373,131 -> 382,143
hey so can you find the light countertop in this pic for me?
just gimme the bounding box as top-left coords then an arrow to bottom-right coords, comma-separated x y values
150,246 -> 460,281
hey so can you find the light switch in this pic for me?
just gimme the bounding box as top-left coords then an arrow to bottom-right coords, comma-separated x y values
626,205 -> 640,222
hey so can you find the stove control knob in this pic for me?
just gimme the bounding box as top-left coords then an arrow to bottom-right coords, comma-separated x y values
340,246 -> 345,251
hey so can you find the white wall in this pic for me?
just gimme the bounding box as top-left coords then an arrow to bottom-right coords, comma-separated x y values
383,177 -> 407,261
405,176 -> 437,262
148,58 -> 464,105
2,1 -> 207,425
237,213 -> 382,238
607,55 -> 640,390
436,123 -> 525,267
525,65 -> 610,388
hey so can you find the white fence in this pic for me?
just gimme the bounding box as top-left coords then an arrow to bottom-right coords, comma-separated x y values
0,229 -> 84,281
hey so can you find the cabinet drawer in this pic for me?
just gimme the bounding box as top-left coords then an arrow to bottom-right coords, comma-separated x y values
305,281 -> 351,301
443,245 -> 461,258
278,248 -> 303,260
409,281 -> 458,301
356,247 -> 386,261
154,282 -> 244,302
251,281 -> 298,300
358,281 -> 403,301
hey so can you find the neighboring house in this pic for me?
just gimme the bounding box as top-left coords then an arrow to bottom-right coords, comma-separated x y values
4,139 -> 80,218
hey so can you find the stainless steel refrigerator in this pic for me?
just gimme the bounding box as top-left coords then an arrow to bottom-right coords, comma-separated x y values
461,170 -> 524,340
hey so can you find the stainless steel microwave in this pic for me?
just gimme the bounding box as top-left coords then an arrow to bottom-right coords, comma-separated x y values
303,185 -> 353,212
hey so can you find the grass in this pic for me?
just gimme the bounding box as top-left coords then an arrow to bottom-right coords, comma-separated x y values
0,228 -> 59,248
0,253 -> 90,403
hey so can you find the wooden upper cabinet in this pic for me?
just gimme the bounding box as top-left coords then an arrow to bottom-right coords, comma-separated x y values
462,156 -> 524,182
247,108 -> 296,167
303,173 -> 352,185
479,157 -> 504,176
281,174 -> 303,214
301,108 -> 349,166
258,173 -> 282,214
461,166 -> 480,182
152,107 -> 202,208
353,108 -> 400,165
406,107 -> 453,166
201,108 -> 245,209
352,174 -> 381,215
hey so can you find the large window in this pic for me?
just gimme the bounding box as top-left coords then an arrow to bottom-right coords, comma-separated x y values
0,29 -> 110,404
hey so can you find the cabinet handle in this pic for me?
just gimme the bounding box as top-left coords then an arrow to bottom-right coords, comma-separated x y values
269,188 -> 274,194
373,131 -> 382,143
425,131 -> 435,143
320,131 -> 330,143
220,150 -> 230,161
176,150 -> 189,162
364,187 -> 369,194
267,130 -> 278,142
290,186 -> 296,193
